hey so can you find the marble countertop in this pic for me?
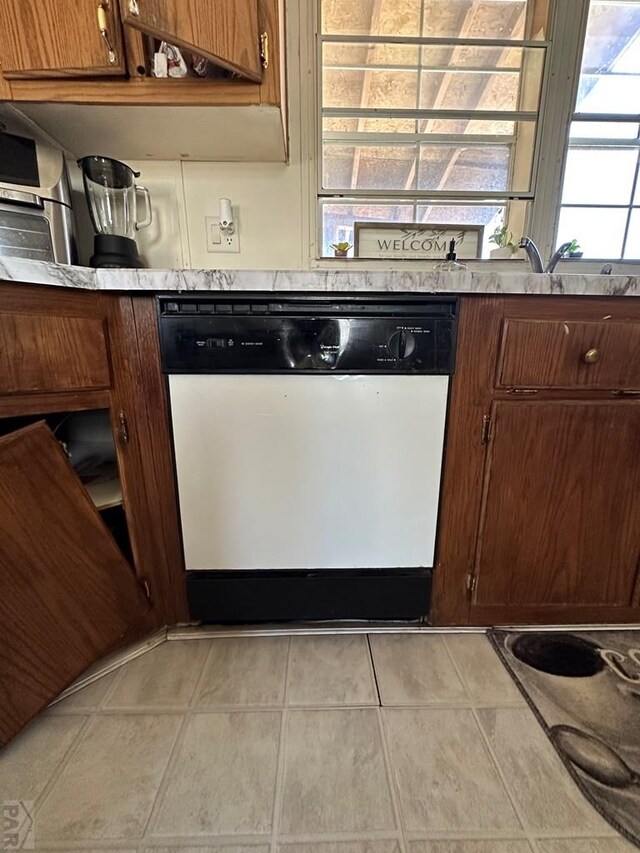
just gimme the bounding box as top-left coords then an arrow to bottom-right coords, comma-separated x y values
1,257 -> 639,297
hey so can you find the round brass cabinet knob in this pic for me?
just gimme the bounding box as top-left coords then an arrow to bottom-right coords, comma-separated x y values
583,347 -> 600,364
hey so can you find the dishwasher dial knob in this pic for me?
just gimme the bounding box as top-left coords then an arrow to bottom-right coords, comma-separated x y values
387,330 -> 416,360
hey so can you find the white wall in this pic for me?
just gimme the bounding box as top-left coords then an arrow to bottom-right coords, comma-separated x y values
181,156 -> 305,270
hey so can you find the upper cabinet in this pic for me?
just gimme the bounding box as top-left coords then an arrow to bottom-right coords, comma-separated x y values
0,0 -> 287,161
0,0 -> 261,82
0,0 -> 126,77
120,0 -> 263,82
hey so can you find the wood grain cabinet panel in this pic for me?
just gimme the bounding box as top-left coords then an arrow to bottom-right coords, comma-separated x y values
0,313 -> 111,394
474,400 -> 640,610
0,422 -> 150,746
0,0 -> 126,77
433,295 -> 640,627
498,319 -> 640,389
120,0 -> 262,81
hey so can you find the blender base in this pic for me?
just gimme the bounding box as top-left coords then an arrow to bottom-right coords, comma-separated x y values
90,235 -> 144,269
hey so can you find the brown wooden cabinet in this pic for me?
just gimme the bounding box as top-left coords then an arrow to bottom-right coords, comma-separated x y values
121,0 -> 263,81
0,0 -> 261,82
0,0 -> 287,161
0,283 -> 187,745
0,0 -> 284,105
433,295 -> 640,627
0,421 -> 152,746
0,0 -> 126,77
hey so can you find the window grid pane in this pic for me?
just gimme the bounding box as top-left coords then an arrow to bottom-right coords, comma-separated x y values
321,0 -> 550,41
558,1 -> 640,259
320,198 -> 530,258
319,0 -> 550,258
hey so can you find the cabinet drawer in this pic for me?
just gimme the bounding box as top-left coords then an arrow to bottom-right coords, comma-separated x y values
0,313 -> 111,394
497,319 -> 640,390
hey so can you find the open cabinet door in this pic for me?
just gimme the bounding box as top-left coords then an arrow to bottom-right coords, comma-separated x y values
120,0 -> 262,82
0,422 -> 151,746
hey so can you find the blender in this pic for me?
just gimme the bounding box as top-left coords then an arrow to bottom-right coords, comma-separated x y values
78,156 -> 152,268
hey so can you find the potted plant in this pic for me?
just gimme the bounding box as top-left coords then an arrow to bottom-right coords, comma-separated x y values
567,238 -> 583,258
331,241 -> 352,258
488,225 -> 517,259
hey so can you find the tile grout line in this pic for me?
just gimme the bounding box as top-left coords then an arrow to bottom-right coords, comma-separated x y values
368,630 -> 406,850
469,704 -> 537,847
442,634 -> 537,847
183,636 -> 219,710
28,834 -> 269,850
135,714 -> 190,843
95,660 -> 128,710
377,828 -> 622,843
366,632 -> 383,706
276,831 -> 414,843
441,632 -> 527,708
46,698 -> 529,716
375,699 -> 410,853
32,714 -> 95,813
138,639 -> 218,843
440,634 -> 474,703
270,635 -> 292,853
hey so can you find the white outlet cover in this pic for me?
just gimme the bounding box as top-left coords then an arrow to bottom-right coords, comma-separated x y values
205,216 -> 240,253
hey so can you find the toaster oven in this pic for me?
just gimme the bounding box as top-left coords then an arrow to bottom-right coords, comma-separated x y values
0,108 -> 76,265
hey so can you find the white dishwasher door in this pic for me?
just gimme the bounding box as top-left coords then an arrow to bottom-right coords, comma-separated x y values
169,374 -> 449,571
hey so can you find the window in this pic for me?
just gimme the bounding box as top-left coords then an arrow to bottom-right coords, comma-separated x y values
557,1 -> 640,259
318,0 -> 551,258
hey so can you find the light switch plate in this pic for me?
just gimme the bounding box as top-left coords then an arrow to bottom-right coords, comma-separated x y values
205,216 -> 240,253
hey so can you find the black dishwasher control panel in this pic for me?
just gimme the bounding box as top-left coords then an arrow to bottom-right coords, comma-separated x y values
159,295 -> 457,375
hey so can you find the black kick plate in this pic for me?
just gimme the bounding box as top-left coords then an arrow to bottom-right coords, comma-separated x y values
187,568 -> 432,624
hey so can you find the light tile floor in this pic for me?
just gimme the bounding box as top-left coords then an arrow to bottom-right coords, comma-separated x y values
3,632 -> 636,852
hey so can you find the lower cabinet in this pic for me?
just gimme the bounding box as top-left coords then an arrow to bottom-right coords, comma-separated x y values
474,400 -> 640,617
0,421 -> 152,746
433,295 -> 640,626
0,283 -> 187,746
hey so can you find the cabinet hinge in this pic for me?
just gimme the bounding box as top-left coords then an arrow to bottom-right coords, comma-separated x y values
118,411 -> 130,445
481,414 -> 491,445
260,32 -> 270,69
466,573 -> 477,596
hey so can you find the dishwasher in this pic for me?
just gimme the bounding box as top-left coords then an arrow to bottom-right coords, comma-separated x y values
159,294 -> 457,623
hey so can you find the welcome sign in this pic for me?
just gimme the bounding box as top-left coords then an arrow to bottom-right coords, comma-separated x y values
354,222 -> 483,260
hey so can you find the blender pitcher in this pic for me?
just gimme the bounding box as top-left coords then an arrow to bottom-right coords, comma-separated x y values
78,156 -> 152,268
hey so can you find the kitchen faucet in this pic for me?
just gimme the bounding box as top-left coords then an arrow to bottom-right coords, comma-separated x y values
519,237 -> 573,273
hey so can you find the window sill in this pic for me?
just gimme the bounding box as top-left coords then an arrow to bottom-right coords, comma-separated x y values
311,257 -> 640,275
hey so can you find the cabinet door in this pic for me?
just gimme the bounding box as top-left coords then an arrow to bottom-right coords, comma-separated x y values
120,0 -> 262,81
0,0 -> 125,77
473,401 -> 640,614
0,422 -> 151,746
0,312 -> 111,395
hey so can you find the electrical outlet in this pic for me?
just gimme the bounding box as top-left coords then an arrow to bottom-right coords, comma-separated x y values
205,216 -> 240,253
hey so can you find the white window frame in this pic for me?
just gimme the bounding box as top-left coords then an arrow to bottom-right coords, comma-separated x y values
528,0 -> 591,259
315,1 -> 549,260
555,0 -> 640,262
308,0 -> 640,270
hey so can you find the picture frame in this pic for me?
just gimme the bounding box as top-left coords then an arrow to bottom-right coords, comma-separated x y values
353,222 -> 484,260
